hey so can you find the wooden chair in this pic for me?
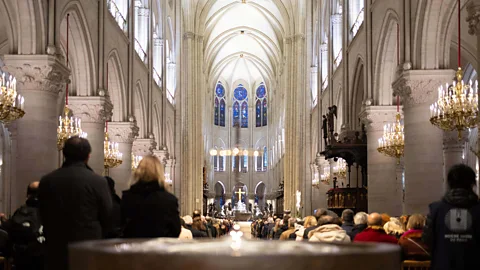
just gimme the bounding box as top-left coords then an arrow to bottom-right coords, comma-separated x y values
402,260 -> 431,270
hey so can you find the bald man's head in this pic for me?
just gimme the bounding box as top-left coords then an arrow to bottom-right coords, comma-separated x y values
27,181 -> 39,198
368,213 -> 383,226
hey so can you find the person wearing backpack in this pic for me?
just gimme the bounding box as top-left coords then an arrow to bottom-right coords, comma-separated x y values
4,181 -> 45,270
423,164 -> 480,270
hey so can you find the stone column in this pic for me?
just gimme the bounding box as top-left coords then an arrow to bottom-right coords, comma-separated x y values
108,121 -> 139,195
393,69 -> 454,214
69,96 -> 112,175
2,55 -> 69,210
443,131 -> 468,191
359,105 -> 402,216
467,1 -> 480,196
313,155 -> 329,209
180,31 -> 203,216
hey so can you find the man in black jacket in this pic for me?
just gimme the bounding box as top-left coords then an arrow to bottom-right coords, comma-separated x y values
39,137 -> 112,270
423,164 -> 480,270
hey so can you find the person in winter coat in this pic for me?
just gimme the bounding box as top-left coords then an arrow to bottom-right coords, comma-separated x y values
309,216 -> 350,243
349,212 -> 368,240
39,137 -> 112,270
384,218 -> 405,239
279,218 -> 297,240
190,216 -> 208,238
423,164 -> 480,270
340,209 -> 355,236
354,213 -> 397,244
121,155 -> 180,238
295,216 -> 317,241
398,214 -> 429,261
105,176 -> 122,238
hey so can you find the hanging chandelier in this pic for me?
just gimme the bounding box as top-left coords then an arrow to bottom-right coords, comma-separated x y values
321,167 -> 330,184
0,72 -> 25,124
131,153 -> 143,170
104,122 -> 123,170
430,0 -> 478,139
377,96 -> 404,163
312,171 -> 320,189
333,158 -> 347,178
57,14 -> 86,150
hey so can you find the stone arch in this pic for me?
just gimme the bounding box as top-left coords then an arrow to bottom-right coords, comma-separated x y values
374,9 -> 399,105
0,0 -> 17,54
351,59 -> 365,129
107,50 -> 127,121
152,102 -> 161,144
166,120 -> 174,155
412,0 -> 457,69
134,81 -> 147,138
255,181 -> 266,211
60,1 -> 96,96
214,181 -> 226,212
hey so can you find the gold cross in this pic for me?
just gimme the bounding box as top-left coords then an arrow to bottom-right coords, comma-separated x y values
235,188 -> 245,202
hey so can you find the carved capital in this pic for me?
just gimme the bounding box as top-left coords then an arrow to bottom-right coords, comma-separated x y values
108,121 -> 139,144
1,55 -> 70,94
443,130 -> 468,146
68,96 -> 113,123
359,106 -> 399,132
153,149 -> 169,164
133,138 -> 157,156
392,69 -> 455,109
467,1 -> 480,36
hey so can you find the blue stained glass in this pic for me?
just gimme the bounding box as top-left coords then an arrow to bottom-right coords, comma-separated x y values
256,84 -> 266,98
214,98 -> 219,126
234,85 -> 248,100
263,146 -> 268,169
256,100 -> 261,127
241,102 -> 248,128
216,84 -> 225,98
219,99 -> 225,127
233,102 -> 240,127
262,99 -> 267,126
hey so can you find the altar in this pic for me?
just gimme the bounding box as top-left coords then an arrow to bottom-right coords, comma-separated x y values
232,187 -> 252,221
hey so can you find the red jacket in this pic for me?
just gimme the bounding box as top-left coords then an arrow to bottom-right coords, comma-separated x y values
353,227 -> 398,244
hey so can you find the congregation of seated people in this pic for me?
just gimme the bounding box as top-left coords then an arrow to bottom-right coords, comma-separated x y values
0,137 -> 477,270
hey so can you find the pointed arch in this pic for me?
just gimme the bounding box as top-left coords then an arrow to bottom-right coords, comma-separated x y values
107,49 -> 127,121
152,102 -> 161,143
60,1 -> 96,96
351,59 -> 365,129
373,9 -> 399,105
134,81 -> 147,138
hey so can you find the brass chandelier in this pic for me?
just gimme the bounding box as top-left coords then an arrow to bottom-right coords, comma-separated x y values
131,153 -> 143,170
0,72 -> 25,124
321,167 -> 330,184
104,122 -> 123,172
333,158 -> 347,178
377,96 -> 404,163
430,0 -> 478,139
57,14 -> 86,150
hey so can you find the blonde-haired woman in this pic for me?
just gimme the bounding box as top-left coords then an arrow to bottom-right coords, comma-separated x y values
121,155 -> 181,238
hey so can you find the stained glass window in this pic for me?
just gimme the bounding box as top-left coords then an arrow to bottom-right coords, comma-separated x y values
263,146 -> 268,169
233,102 -> 240,127
214,98 -> 219,126
256,100 -> 261,127
233,84 -> 248,128
214,82 -> 226,127
255,83 -> 267,127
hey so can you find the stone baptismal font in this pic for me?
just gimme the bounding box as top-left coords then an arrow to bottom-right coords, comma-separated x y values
70,226 -> 400,270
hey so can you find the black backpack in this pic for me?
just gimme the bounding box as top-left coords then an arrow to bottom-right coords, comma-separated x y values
8,205 -> 42,244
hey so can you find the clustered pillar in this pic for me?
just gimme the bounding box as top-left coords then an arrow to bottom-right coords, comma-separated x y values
394,69 -> 454,214
360,105 -> 402,216
2,55 -> 69,210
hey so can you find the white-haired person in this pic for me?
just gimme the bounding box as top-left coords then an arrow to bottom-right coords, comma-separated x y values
348,212 -> 368,240
121,155 -> 181,238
